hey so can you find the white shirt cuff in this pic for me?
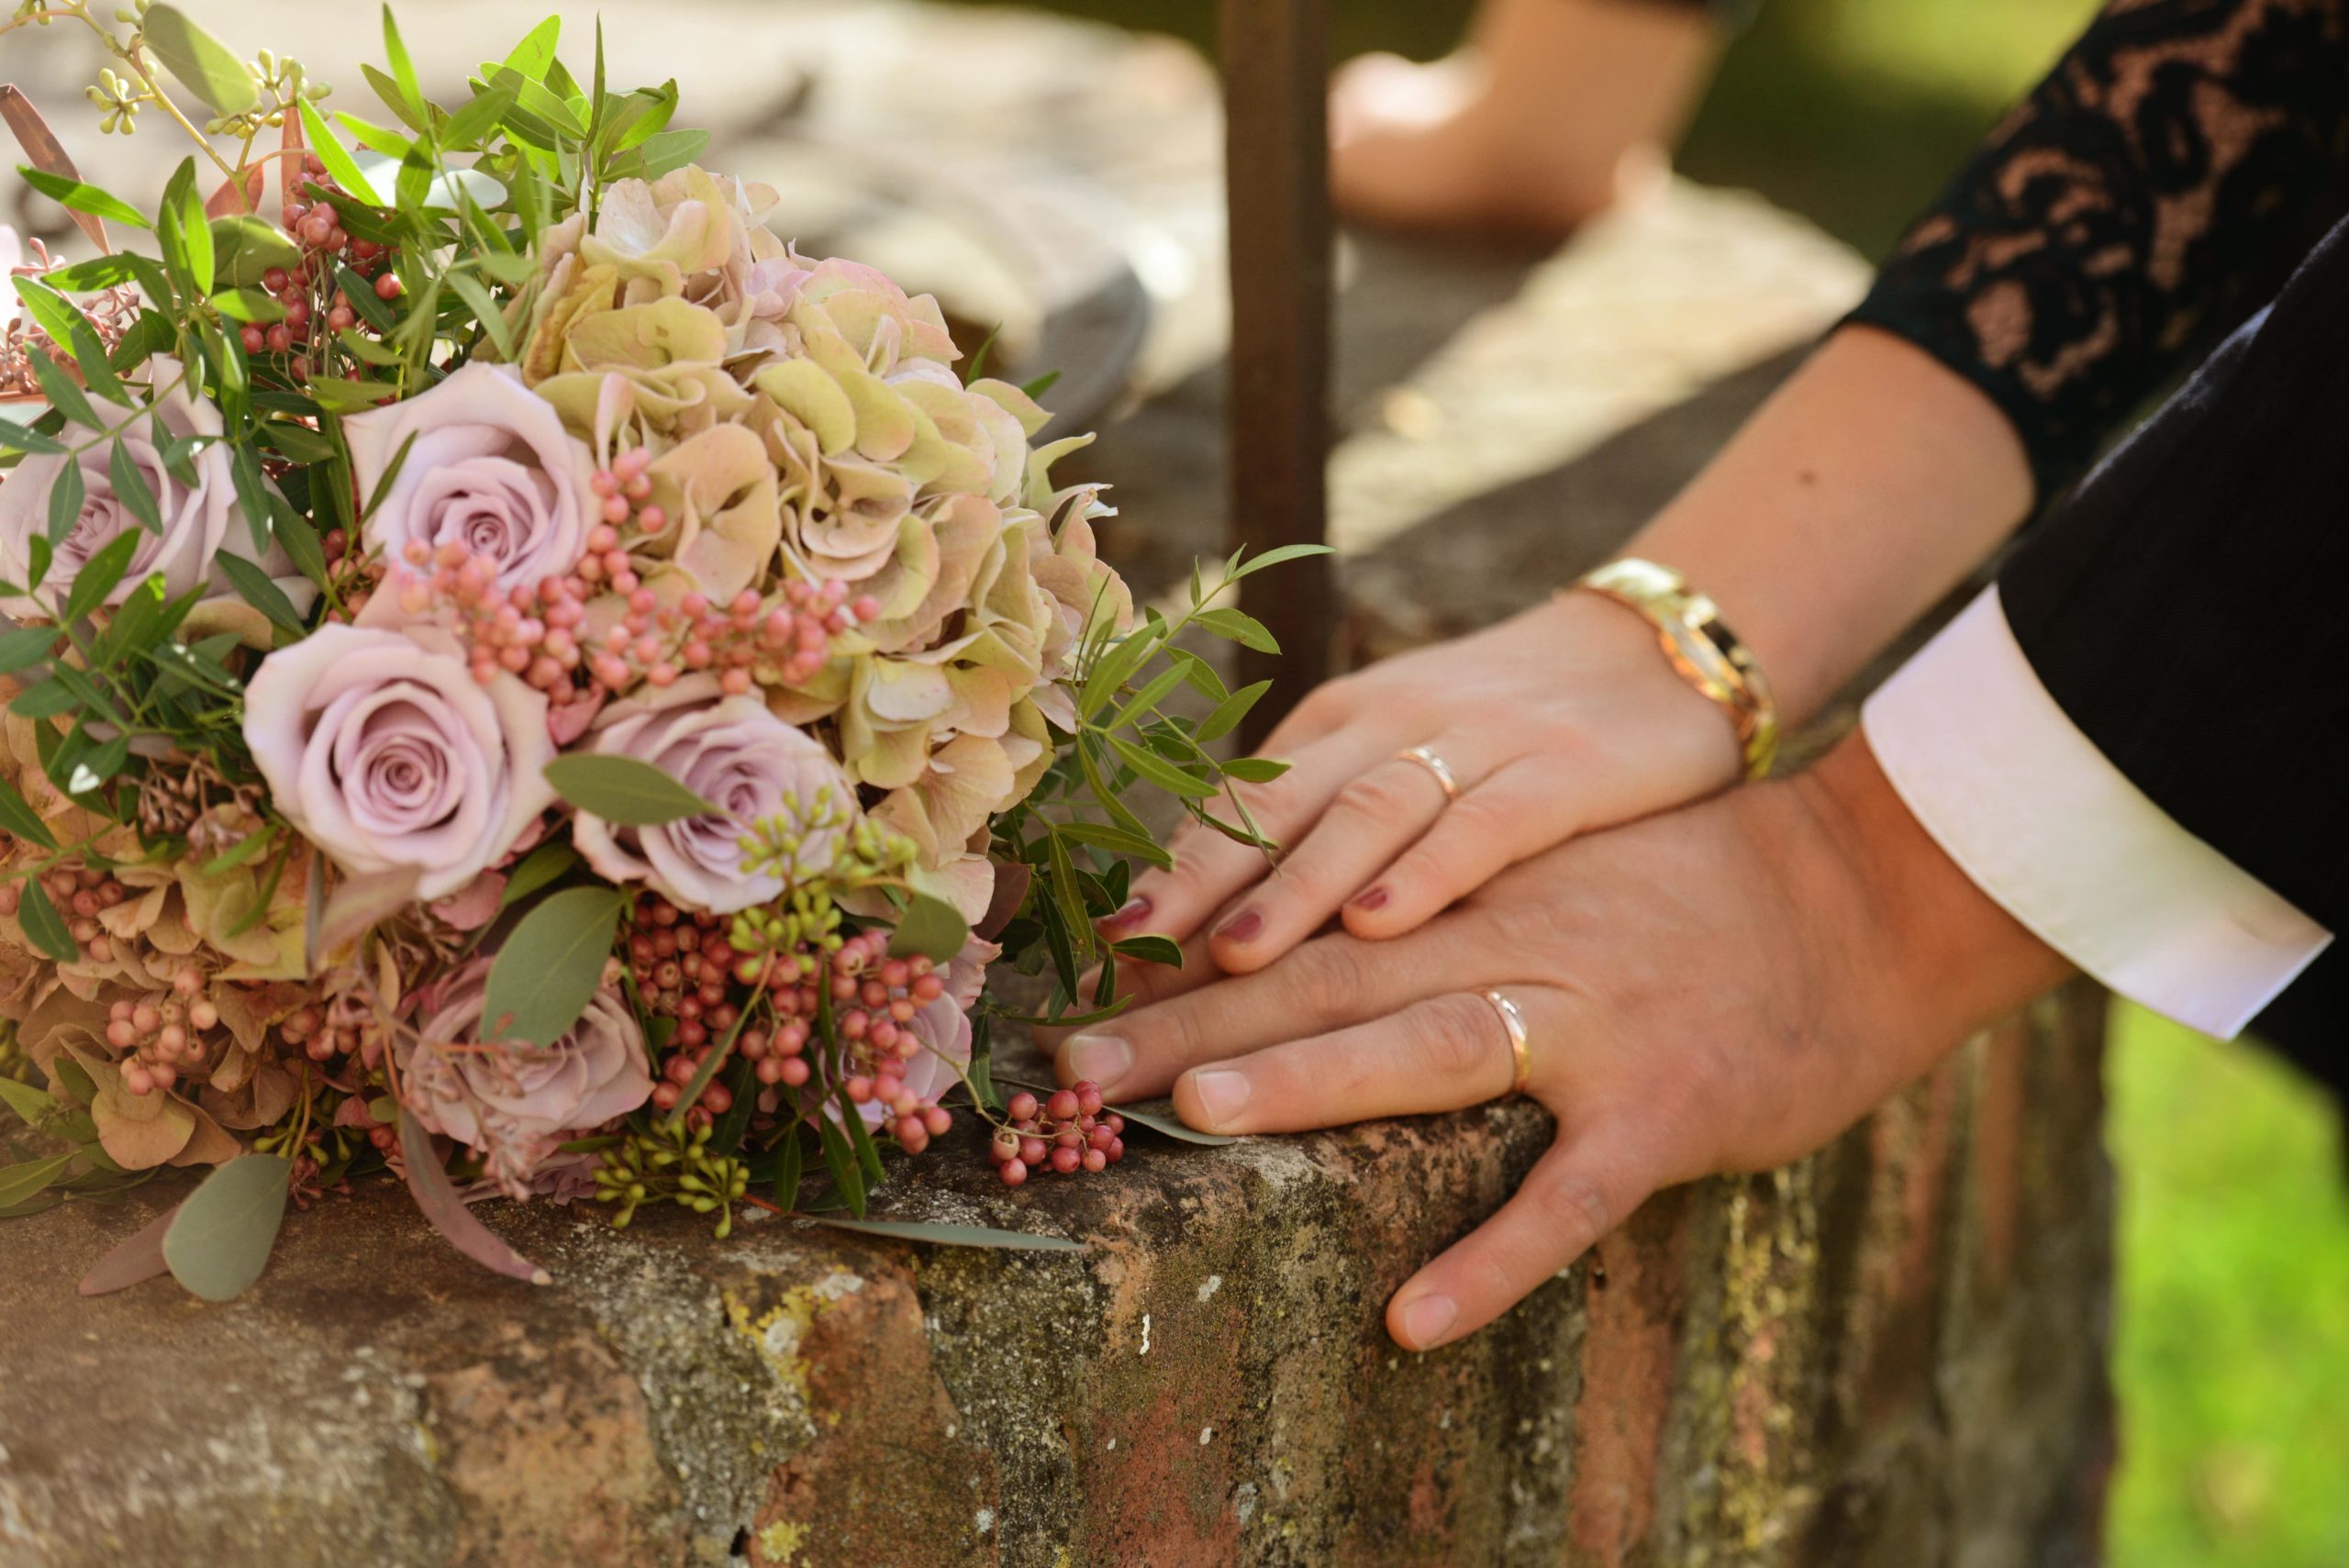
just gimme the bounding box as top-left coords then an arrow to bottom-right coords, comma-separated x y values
1860,585 -> 2332,1040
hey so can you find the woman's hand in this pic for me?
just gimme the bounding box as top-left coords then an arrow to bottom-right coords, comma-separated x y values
1106,587 -> 1742,975
1056,733 -> 2071,1350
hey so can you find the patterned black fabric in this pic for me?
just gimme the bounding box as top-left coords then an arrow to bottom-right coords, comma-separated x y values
1849,0 -> 2349,496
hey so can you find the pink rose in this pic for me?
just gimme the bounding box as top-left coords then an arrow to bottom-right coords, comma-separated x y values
242,625 -> 555,899
348,362 -> 597,596
0,360 -> 304,620
401,959 -> 651,1155
571,673 -> 856,915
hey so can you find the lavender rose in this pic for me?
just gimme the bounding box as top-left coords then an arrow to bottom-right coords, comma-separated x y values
0,360 -> 298,620
401,959 -> 651,1157
572,673 -> 855,915
348,362 -> 598,596
242,625 -> 555,899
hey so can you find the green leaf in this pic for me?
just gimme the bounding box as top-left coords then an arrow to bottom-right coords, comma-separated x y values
48,1051 -> 96,1106
161,1154 -> 292,1301
838,1086 -> 885,1189
443,269 -> 513,360
140,5 -> 261,115
106,436 -> 163,533
1019,369 -> 1062,401
812,1218 -> 1086,1251
1111,935 -> 1185,968
0,1153 -> 72,1211
61,528 -> 141,623
66,734 -> 129,795
1078,625 -> 1161,722
815,1106 -> 866,1218
303,377 -> 400,415
154,161 -> 211,300
441,85 -> 518,150
0,624 -> 58,678
1195,680 -> 1272,745
499,15 -> 563,81
213,551 -> 306,636
1107,735 -> 1216,798
272,507 -> 329,592
16,876 -> 78,962
298,98 -> 385,206
41,255 -> 141,292
886,893 -> 971,963
0,1072 -> 49,1124
8,679 -> 76,721
29,351 -> 101,432
481,886 -> 626,1044
1105,662 -> 1189,733
379,5 -> 428,127
1109,1099 -> 1239,1146
624,128 -> 709,182
541,753 -> 719,825
12,276 -> 83,352
1229,541 -> 1335,581
497,840 -> 578,910
199,821 -> 280,877
1053,820 -> 1173,871
209,288 -> 285,325
1219,757 -> 1291,784
44,453 -> 84,545
0,420 -> 64,456
208,214 -> 301,286
1191,606 -> 1279,654
16,168 -> 152,230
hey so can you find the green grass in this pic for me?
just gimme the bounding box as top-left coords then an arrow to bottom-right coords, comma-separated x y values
2107,1005 -> 2349,1567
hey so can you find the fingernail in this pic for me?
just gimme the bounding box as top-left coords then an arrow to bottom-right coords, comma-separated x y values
1189,1069 -> 1251,1129
1352,885 -> 1389,912
1099,895 -> 1152,934
1214,908 -> 1263,945
1062,1033 -> 1133,1090
1396,1293 -> 1458,1350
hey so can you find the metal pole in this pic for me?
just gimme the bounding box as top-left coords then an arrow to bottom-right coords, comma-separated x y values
1219,0 -> 1332,751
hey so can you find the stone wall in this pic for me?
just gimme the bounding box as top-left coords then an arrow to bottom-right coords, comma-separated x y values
0,984 -> 2110,1568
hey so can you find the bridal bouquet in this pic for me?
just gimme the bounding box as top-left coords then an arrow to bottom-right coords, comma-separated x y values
0,3 -> 1308,1298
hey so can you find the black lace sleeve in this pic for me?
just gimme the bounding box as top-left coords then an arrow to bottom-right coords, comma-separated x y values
1846,0 -> 2349,496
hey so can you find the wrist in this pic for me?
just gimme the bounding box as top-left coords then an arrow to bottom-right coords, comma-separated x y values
1786,730 -> 2075,1061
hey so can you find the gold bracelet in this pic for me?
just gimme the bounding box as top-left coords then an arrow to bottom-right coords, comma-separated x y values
1570,558 -> 1779,780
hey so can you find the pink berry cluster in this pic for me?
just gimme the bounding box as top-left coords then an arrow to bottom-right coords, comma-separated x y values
987,1084 -> 1125,1186
733,928 -> 957,1153
624,896 -> 750,1128
99,966 -> 218,1098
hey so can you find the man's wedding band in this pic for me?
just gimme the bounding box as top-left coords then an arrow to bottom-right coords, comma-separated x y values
1483,990 -> 1531,1096
1397,745 -> 1460,801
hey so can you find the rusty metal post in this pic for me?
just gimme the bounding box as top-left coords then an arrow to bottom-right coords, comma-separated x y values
1219,0 -> 1332,750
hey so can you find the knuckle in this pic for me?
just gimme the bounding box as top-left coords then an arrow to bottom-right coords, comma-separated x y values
1524,1165 -> 1618,1251
1291,937 -> 1376,1020
1415,995 -> 1496,1083
1330,769 -> 1420,826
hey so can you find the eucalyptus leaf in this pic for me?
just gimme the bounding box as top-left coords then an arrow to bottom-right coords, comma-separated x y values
78,1205 -> 178,1296
141,6 -> 262,115
541,753 -> 718,826
812,1217 -> 1085,1252
399,1110 -> 551,1284
1110,1099 -> 1239,1147
886,893 -> 970,963
161,1153 -> 290,1301
481,886 -> 625,1044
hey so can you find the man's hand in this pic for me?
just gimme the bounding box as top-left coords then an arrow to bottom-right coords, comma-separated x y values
1052,731 -> 2072,1350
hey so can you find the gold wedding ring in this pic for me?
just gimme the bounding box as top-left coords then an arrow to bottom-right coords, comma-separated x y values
1396,744 -> 1460,801
1482,989 -> 1531,1096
